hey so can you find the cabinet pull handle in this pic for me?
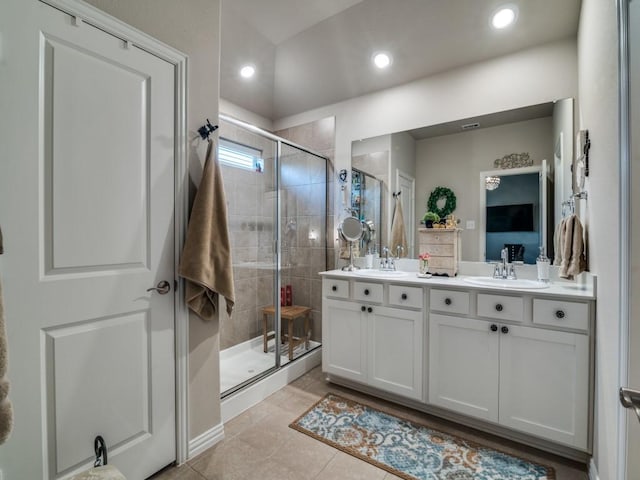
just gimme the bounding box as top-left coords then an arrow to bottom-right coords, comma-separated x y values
444,298 -> 452,305
555,310 -> 565,319
367,307 -> 373,313
364,289 -> 370,296
361,306 -> 366,312
490,324 -> 498,332
501,325 -> 509,334
401,293 -> 408,300
495,303 -> 503,312
332,285 -> 337,292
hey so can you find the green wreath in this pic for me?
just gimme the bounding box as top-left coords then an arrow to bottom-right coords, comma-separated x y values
427,187 -> 457,218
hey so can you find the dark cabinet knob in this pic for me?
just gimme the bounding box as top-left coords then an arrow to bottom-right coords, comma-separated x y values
501,326 -> 509,334
364,289 -> 370,296
361,306 -> 366,312
332,285 -> 337,292
367,307 -> 373,313
401,293 -> 408,300
495,304 -> 503,312
490,324 -> 498,332
444,298 -> 452,305
555,310 -> 565,319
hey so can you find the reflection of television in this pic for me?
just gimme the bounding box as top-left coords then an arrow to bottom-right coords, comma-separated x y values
486,203 -> 534,232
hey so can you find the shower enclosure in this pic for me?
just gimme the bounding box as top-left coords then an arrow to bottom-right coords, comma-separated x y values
218,114 -> 328,396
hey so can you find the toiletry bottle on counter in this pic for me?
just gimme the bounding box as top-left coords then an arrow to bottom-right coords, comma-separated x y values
536,246 -> 550,283
365,248 -> 374,269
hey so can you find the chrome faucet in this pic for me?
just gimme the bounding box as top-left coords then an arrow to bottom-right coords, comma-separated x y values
380,246 -> 396,270
493,247 -> 516,279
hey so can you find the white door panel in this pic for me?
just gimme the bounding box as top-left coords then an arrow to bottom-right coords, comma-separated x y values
0,2 -> 177,479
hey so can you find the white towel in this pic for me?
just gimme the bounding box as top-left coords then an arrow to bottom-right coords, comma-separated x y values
390,195 -> 408,257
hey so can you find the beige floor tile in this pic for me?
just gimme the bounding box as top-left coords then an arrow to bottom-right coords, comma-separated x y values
315,451 -> 388,480
163,366 -> 589,480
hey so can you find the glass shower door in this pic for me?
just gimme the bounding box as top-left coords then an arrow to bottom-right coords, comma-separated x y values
218,119 -> 279,395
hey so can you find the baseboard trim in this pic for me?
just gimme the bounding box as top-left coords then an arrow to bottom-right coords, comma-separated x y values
188,422 -> 225,460
588,459 -> 600,480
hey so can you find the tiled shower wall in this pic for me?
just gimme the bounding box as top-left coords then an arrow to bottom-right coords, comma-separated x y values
219,117 -> 335,351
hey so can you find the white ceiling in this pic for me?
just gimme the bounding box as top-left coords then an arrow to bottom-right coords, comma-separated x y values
220,0 -> 581,121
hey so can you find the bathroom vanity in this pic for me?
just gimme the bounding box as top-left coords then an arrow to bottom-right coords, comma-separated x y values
320,268 -> 595,460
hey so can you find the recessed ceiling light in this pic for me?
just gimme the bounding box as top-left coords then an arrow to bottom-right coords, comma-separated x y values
491,6 -> 517,29
373,52 -> 392,69
240,65 -> 255,78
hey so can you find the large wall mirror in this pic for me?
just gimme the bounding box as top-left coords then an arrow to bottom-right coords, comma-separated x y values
350,98 -> 574,264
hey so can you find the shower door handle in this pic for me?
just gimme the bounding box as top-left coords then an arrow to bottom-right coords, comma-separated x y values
620,387 -> 640,423
147,280 -> 171,295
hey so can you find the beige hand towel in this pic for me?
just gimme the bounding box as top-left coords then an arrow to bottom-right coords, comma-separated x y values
179,139 -> 235,320
559,214 -> 587,280
0,248 -> 13,444
553,217 -> 566,266
390,195 -> 408,257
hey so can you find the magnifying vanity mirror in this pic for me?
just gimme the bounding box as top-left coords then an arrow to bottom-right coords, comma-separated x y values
339,216 -> 364,271
350,98 -> 574,265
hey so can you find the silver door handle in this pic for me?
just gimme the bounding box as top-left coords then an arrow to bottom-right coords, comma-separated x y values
147,280 -> 171,295
620,387 -> 640,423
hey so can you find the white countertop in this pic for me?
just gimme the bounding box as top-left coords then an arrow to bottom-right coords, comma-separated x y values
319,269 -> 596,300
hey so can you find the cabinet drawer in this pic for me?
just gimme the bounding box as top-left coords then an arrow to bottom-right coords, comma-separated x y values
388,285 -> 423,309
430,289 -> 470,315
420,231 -> 455,244
324,279 -> 349,299
477,294 -> 524,323
419,244 -> 454,257
533,299 -> 589,331
353,281 -> 384,303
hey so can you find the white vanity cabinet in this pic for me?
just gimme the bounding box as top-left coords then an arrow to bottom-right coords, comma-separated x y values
429,291 -> 591,450
322,278 -> 424,400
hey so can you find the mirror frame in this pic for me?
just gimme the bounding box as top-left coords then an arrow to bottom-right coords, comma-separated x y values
478,162 -> 548,264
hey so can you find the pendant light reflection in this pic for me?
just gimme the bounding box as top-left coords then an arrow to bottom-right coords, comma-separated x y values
485,175 -> 501,190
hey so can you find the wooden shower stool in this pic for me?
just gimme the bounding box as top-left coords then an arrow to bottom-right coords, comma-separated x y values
261,305 -> 311,361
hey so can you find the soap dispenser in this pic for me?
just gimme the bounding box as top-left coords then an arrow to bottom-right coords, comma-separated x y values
536,246 -> 550,283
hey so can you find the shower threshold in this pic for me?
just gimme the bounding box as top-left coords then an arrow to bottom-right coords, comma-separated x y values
220,334 -> 321,395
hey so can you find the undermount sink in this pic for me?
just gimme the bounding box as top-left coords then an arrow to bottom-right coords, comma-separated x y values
463,276 -> 550,289
354,269 -> 409,278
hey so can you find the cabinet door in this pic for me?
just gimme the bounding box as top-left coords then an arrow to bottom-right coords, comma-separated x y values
368,306 -> 423,400
429,314 -> 499,421
322,299 -> 367,382
499,325 -> 589,449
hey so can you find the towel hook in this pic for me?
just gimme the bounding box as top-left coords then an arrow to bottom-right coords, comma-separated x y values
198,119 -> 219,140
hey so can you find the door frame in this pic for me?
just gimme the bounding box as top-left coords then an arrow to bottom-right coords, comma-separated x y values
40,0 -> 190,465
618,0 -> 631,477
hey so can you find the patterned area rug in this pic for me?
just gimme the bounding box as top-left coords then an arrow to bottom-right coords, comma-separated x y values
290,394 -> 554,480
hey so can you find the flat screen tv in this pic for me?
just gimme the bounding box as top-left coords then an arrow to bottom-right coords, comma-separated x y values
486,203 -> 534,232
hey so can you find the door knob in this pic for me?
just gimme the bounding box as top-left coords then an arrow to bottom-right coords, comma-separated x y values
147,280 -> 171,295
620,387 -> 640,423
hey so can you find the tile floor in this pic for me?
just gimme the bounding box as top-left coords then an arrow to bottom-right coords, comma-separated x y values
152,366 -> 589,480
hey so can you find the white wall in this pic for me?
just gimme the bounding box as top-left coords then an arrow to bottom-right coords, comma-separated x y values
415,117 -> 553,262
552,97 -> 575,224
577,0 -> 621,479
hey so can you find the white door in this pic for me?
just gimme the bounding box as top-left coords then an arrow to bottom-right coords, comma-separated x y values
499,325 -> 589,448
396,170 -> 415,257
428,314 -> 499,421
368,306 -> 422,400
0,2 -> 177,479
323,299 -> 367,382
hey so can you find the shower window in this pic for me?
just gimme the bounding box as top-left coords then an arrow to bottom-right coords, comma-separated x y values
219,137 -> 264,172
